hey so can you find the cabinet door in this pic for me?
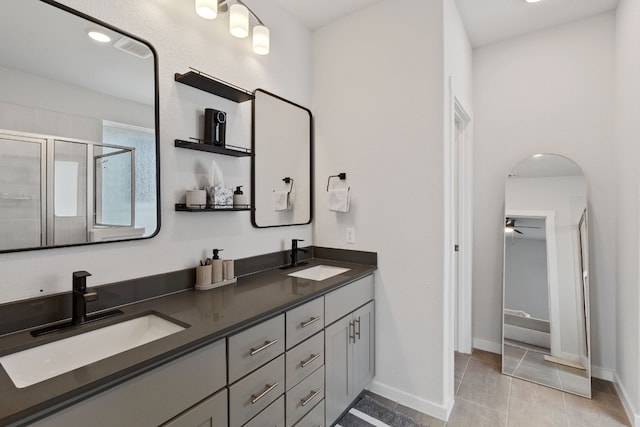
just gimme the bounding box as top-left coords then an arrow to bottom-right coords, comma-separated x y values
162,388 -> 227,427
324,315 -> 353,425
352,301 -> 375,396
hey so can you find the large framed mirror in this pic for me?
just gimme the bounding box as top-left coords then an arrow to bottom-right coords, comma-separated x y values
502,154 -> 591,398
0,0 -> 160,253
251,89 -> 312,228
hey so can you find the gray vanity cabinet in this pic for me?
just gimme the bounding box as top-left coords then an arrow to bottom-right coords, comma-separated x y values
324,276 -> 375,426
31,339 -> 227,427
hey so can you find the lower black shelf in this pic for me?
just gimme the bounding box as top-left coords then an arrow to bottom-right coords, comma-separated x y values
175,203 -> 252,212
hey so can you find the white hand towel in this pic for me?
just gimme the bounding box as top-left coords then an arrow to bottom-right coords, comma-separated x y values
329,187 -> 350,212
272,190 -> 291,211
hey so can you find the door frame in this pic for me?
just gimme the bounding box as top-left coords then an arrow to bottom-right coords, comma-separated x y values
448,84 -> 473,354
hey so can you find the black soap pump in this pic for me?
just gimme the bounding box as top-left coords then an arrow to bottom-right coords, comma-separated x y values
233,186 -> 247,208
212,248 -> 224,283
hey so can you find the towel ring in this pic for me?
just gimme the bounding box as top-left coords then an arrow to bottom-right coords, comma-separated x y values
283,177 -> 294,195
326,173 -> 347,191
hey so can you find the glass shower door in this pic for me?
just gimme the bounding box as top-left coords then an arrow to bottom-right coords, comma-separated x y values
0,134 -> 44,250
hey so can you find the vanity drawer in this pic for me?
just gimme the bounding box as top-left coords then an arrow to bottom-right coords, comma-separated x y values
244,395 -> 285,427
286,297 -> 324,349
293,399 -> 324,427
229,314 -> 285,383
229,354 -> 285,427
285,366 -> 324,427
162,388 -> 227,427
325,275 -> 374,326
285,331 -> 324,391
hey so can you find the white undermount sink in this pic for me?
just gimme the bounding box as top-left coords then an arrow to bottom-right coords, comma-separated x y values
0,313 -> 185,389
287,265 -> 351,281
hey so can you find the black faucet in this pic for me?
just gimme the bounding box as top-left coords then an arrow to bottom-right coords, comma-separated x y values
71,271 -> 98,325
31,271 -> 122,337
290,239 -> 309,268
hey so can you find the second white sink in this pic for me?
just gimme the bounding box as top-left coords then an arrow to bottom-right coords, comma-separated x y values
0,313 -> 186,389
288,265 -> 350,281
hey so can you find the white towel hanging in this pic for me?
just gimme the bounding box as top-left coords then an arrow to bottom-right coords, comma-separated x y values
272,190 -> 291,211
329,187 -> 350,212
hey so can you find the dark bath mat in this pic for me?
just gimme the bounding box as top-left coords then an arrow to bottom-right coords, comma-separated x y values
335,394 -> 428,427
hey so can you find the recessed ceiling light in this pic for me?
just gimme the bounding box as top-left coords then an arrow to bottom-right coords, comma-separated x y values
87,30 -> 111,43
525,0 -> 543,3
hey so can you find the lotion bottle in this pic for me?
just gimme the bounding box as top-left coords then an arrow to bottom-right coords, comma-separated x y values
233,186 -> 247,208
211,248 -> 224,283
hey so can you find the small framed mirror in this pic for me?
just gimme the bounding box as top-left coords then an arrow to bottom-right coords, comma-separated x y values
0,0 -> 160,253
251,89 -> 312,228
502,154 -> 590,398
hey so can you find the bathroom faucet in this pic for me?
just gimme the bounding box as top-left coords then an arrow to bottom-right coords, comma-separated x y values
71,271 -> 98,325
290,239 -> 309,268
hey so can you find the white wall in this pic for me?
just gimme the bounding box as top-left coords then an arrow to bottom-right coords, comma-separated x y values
472,13 -> 616,374
614,0 -> 640,424
444,0 -> 473,110
312,0 -> 450,418
505,238 -> 549,320
0,0 -> 313,303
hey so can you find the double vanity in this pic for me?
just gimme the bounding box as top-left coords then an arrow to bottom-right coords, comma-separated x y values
0,255 -> 376,427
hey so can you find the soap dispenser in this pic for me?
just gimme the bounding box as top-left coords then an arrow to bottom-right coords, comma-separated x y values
233,186 -> 247,208
211,249 -> 224,283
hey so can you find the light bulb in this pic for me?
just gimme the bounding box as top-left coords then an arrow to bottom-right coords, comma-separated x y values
253,25 -> 270,55
230,4 -> 249,38
196,0 -> 217,20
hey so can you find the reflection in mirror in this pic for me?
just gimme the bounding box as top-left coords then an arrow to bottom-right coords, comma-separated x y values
0,0 -> 159,253
252,89 -> 312,228
502,154 -> 590,398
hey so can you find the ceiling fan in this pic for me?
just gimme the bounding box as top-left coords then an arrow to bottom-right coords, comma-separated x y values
505,218 -> 541,235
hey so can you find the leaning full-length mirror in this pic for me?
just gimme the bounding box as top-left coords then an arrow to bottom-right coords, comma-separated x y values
252,89 -> 312,228
0,0 -> 159,253
502,154 -> 591,398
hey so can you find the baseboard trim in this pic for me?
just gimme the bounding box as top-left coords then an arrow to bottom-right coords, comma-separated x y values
367,380 -> 453,421
591,366 -> 614,381
614,373 -> 640,427
472,338 -> 501,354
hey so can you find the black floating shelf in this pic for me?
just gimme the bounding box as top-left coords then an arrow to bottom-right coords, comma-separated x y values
175,140 -> 252,157
175,204 -> 252,212
175,71 -> 254,103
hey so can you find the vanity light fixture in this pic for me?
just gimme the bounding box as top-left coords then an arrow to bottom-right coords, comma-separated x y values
195,0 -> 269,55
87,30 -> 111,43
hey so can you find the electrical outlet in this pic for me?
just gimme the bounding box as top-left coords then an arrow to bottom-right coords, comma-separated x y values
346,227 -> 356,244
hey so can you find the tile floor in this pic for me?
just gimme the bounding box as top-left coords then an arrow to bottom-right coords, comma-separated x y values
367,349 -> 630,427
503,343 -> 590,396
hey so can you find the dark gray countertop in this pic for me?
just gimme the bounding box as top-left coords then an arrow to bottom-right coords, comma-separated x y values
0,258 -> 376,426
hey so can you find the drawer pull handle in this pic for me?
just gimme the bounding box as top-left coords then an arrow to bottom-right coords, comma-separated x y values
300,316 -> 320,328
251,382 -> 279,404
300,389 -> 321,407
300,353 -> 320,368
349,321 -> 355,343
250,339 -> 278,355
355,316 -> 361,340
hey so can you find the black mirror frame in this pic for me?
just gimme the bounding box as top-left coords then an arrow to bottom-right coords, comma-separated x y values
0,0 -> 161,254
251,88 -> 313,228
